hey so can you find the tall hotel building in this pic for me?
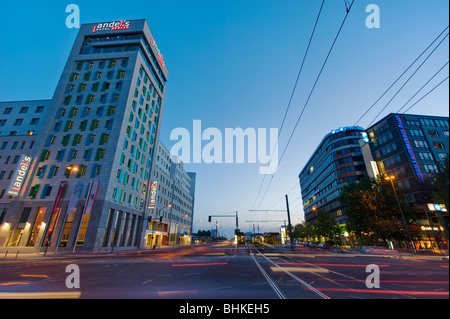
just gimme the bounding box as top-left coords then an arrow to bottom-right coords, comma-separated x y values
299,126 -> 370,225
0,20 -> 184,252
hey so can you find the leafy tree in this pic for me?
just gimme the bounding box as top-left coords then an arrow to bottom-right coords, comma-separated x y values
314,210 -> 341,245
196,230 -> 211,237
340,175 -> 415,246
431,156 -> 449,209
294,222 -> 316,241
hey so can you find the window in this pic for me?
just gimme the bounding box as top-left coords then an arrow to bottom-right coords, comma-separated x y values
418,152 -> 434,161
433,142 -> 445,149
30,118 -> 40,125
36,106 -> 45,113
414,140 -> 429,149
428,131 -> 439,137
0,119 -> 6,126
423,164 -> 438,174
14,119 -> 23,126
19,107 -> 29,114
409,129 -> 423,137
4,108 -> 12,114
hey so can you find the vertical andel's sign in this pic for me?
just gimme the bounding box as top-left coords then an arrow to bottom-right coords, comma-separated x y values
6,155 -> 33,197
150,37 -> 166,70
149,181 -> 158,209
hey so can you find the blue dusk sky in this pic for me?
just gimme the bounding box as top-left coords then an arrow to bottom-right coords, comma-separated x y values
0,1 -> 448,236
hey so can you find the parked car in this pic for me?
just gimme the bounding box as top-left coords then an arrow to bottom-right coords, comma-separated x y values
318,243 -> 330,249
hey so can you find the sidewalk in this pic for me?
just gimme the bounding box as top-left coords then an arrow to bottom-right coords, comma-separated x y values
264,243 -> 449,261
0,244 -> 191,260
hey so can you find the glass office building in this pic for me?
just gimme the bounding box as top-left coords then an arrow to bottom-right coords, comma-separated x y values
299,126 -> 370,226
365,113 -> 449,249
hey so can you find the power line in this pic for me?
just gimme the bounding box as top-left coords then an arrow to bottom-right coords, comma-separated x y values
353,26 -> 449,126
397,61 -> 449,113
402,76 -> 449,114
252,0 -> 326,209
367,32 -> 449,127
255,0 -> 355,210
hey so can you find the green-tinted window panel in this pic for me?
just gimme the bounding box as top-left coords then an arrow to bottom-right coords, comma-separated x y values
94,148 -> 105,161
39,150 -> 49,162
69,72 -> 77,82
99,133 -> 105,145
29,185 -> 40,199
76,62 -> 83,71
62,134 -> 71,146
92,82 -> 99,92
106,105 -> 115,116
68,107 -> 75,118
79,120 -> 88,131
84,71 -> 91,81
116,70 -> 125,79
63,95 -> 72,106
63,121 -> 71,132
72,134 -> 80,146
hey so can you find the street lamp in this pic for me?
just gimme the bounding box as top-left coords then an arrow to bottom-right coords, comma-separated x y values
385,175 -> 416,253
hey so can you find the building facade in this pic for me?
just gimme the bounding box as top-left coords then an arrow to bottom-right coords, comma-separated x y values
146,142 -> 196,247
365,113 -> 449,249
0,100 -> 52,247
0,20 -> 180,252
299,126 -> 370,226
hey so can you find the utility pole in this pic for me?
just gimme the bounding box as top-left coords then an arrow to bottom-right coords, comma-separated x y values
285,194 -> 295,250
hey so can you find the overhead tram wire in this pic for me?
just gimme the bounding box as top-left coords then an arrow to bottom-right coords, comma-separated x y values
255,0 -> 355,210
396,61 -> 449,113
402,76 -> 449,114
353,25 -> 449,126
366,32 -> 449,127
252,0 -> 326,210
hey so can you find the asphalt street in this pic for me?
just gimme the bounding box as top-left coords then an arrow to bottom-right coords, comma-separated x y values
0,242 -> 448,301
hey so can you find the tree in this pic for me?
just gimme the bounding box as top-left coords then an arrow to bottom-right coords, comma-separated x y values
314,210 -> 341,245
340,175 -> 415,246
431,156 -> 449,209
196,230 -> 211,237
294,222 -> 316,242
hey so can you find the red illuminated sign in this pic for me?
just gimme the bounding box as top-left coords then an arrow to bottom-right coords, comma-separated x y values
93,20 -> 130,33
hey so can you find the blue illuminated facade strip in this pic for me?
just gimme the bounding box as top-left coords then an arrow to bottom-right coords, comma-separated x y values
395,115 -> 424,184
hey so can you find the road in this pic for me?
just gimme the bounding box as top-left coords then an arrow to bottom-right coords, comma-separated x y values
0,242 -> 448,300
